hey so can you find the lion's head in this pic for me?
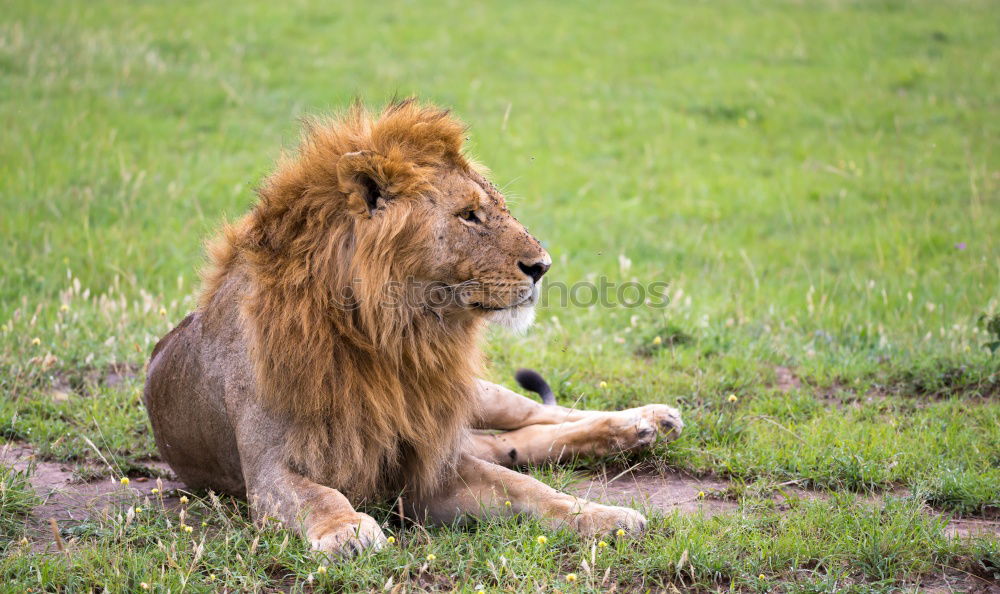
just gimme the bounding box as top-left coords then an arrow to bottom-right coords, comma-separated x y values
335,130 -> 551,334
200,100 -> 549,499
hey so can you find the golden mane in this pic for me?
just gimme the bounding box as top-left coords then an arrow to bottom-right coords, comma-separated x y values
199,100 -> 483,501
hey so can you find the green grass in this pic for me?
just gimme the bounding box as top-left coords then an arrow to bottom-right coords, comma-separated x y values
1,0 -> 999,590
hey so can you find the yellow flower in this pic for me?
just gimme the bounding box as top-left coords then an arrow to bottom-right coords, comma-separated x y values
59,304 -> 69,312
179,496 -> 189,504
759,574 -> 766,580
135,507 -> 143,513
183,525 -> 193,533
536,535 -> 548,544
477,591 -> 485,594
208,574 -> 216,581
698,491 -> 706,498
387,536 -> 395,544
201,521 -> 208,527
316,566 -> 327,575
31,337 -> 41,346
566,573 -> 578,582
426,553 -> 436,561
18,537 -> 28,546
159,307 -> 167,317
598,540 -> 608,548
151,488 -> 159,494
599,381 -> 607,389
120,477 -> 130,486
727,394 -> 738,403
652,336 -> 662,345
615,529 -> 625,537
504,500 -> 511,507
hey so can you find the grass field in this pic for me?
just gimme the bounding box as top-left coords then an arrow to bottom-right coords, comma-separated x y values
2,0 -> 999,591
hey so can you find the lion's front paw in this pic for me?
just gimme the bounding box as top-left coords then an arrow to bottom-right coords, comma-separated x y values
309,513 -> 387,557
570,503 -> 647,537
632,404 -> 684,442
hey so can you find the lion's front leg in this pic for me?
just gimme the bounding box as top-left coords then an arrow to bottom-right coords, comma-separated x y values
240,448 -> 387,557
237,420 -> 386,555
409,454 -> 646,537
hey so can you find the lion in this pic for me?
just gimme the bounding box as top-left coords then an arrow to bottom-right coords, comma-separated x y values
143,100 -> 683,556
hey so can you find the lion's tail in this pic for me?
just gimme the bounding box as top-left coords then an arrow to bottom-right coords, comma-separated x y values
514,368 -> 555,406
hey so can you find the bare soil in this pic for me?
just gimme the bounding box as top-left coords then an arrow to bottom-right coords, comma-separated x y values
4,441 -> 998,556
1,441 -> 185,551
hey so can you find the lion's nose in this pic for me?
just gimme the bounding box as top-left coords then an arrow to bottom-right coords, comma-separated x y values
518,259 -> 551,283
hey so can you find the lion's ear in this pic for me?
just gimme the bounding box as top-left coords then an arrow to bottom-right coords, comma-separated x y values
337,150 -> 392,217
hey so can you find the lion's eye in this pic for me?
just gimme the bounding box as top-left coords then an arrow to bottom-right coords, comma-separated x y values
458,209 -> 480,224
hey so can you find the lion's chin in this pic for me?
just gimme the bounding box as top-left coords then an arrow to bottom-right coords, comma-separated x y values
485,302 -> 537,334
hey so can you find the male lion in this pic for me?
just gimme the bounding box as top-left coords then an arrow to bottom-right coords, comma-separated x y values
144,100 -> 683,556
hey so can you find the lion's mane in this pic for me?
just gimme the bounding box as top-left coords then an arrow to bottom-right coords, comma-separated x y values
199,100 -> 483,501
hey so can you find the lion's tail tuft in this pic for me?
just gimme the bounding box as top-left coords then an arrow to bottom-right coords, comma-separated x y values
514,368 -> 555,406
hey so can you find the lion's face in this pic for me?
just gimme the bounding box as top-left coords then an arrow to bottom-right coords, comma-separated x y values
421,167 -> 550,331
339,152 -> 550,332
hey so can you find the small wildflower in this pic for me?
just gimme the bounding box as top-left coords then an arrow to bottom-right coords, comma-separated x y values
31,337 -> 41,346
59,304 -> 69,312
151,488 -> 160,494
316,566 -> 327,575
184,525 -> 193,533
201,521 -> 208,527
615,529 -> 625,537
598,540 -> 608,548
652,336 -> 662,345
477,590 -> 485,594
19,537 -> 28,546
504,500 -> 511,507
179,496 -> 189,504
698,491 -> 706,498
159,307 -> 167,316
209,574 -> 216,581
727,394 -> 738,403
536,535 -> 548,544
759,574 -> 766,580
387,536 -> 395,544
566,573 -> 578,583
426,553 -> 436,561
120,477 -> 130,486
135,507 -> 143,513
599,381 -> 607,389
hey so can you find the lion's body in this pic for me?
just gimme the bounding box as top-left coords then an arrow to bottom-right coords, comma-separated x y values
144,100 -> 682,555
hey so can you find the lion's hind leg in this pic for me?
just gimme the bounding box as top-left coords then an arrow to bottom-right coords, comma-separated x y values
467,410 -> 661,467
472,378 -> 684,467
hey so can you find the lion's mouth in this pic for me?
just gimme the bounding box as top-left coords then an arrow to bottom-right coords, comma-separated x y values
471,284 -> 539,312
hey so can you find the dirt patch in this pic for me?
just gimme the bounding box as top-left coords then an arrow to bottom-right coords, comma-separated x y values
49,362 -> 140,400
1,441 -> 184,551
774,366 -> 802,392
570,469 -> 737,516
570,468 -> 1000,541
4,441 -> 998,554
920,571 -> 1000,593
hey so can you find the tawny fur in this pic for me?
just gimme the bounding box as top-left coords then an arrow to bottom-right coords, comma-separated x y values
198,101 -> 485,501
145,100 -> 685,554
